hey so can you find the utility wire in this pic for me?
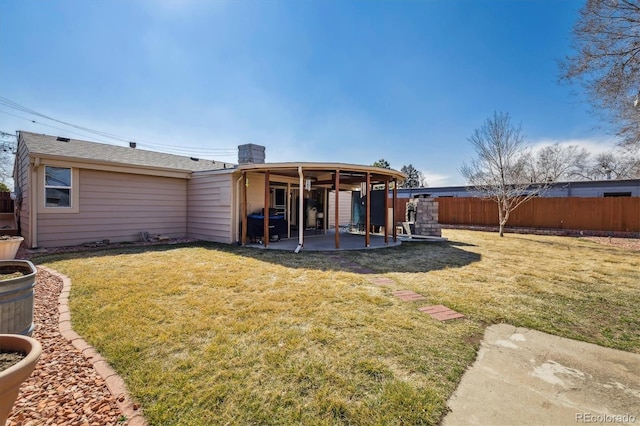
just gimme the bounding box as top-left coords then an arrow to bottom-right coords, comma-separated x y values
0,108 -> 237,158
0,96 -> 239,158
0,96 -> 136,143
0,109 -> 117,145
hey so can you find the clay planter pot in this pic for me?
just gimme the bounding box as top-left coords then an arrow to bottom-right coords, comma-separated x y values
0,260 -> 38,336
0,236 -> 23,260
0,334 -> 42,425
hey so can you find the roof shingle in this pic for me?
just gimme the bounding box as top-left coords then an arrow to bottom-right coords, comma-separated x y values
19,131 -> 236,172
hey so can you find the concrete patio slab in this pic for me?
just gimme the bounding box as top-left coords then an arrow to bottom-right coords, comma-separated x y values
443,324 -> 640,426
245,230 -> 402,251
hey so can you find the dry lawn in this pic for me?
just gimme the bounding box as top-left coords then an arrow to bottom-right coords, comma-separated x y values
34,230 -> 640,425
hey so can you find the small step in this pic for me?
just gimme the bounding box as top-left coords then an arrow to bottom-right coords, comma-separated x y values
418,305 -> 465,321
392,290 -> 427,302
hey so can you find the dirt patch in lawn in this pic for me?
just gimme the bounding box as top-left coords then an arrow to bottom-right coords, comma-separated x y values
584,237 -> 640,250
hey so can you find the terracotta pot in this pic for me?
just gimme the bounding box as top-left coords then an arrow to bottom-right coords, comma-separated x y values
0,237 -> 23,260
0,334 -> 42,425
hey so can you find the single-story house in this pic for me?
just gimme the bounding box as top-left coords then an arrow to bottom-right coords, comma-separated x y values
14,131 -> 405,250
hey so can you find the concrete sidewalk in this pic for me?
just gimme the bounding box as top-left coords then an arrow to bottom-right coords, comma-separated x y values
443,324 -> 640,426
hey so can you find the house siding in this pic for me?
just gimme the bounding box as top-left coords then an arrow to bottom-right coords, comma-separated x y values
397,180 -> 640,198
13,138 -> 31,246
328,190 -> 352,228
245,172 -> 267,215
37,169 -> 188,247
187,173 -> 234,243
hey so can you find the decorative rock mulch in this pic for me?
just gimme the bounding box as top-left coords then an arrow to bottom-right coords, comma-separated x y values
6,268 -> 142,426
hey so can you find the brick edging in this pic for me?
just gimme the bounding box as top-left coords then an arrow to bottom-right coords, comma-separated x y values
39,266 -> 147,426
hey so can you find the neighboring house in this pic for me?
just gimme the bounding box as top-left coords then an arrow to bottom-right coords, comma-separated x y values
394,179 -> 639,235
397,179 -> 640,199
14,131 -> 405,249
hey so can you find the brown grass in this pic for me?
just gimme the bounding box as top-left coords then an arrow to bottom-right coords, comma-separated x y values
34,230 -> 640,425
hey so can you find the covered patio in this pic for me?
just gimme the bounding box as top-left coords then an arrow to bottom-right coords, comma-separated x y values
235,163 -> 406,251
244,229 -> 402,251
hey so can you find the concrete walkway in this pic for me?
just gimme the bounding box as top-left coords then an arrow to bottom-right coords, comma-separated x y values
443,324 -> 640,426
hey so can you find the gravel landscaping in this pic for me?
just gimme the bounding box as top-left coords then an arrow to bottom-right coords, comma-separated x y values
6,268 -> 130,426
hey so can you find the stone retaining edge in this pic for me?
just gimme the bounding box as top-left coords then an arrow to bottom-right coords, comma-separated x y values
441,224 -> 640,238
39,266 -> 148,426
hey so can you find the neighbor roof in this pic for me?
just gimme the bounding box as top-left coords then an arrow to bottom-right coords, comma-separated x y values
19,131 -> 235,172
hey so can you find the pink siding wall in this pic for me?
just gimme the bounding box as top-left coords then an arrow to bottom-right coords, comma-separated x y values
328,191 -> 352,228
244,173 -> 267,215
187,173 -> 234,243
13,139 -> 31,245
37,169 -> 188,247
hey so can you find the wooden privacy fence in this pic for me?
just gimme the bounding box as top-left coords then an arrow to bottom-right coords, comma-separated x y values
0,192 -> 13,213
437,197 -> 640,232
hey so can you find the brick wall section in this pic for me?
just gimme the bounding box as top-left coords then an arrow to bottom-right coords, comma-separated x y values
413,197 -> 442,237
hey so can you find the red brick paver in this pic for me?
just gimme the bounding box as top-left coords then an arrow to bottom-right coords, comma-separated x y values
366,276 -> 395,286
392,290 -> 427,302
418,305 -> 465,321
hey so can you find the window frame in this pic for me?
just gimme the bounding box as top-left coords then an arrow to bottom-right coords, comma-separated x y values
38,165 -> 80,214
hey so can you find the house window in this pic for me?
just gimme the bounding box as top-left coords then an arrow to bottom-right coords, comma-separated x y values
44,166 -> 72,207
603,192 -> 632,197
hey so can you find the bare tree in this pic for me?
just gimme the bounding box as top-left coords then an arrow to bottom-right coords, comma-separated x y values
399,164 -> 426,188
0,132 -> 16,190
460,112 -> 549,237
527,143 -> 591,182
561,0 -> 640,148
579,145 -> 640,179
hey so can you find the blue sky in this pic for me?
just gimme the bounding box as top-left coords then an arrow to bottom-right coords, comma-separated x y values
0,0 -> 613,185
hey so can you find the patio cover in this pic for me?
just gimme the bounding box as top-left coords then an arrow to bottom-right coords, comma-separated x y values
235,162 -> 406,250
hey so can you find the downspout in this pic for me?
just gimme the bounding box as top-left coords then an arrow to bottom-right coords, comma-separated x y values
235,174 -> 243,243
31,157 -> 39,248
295,166 -> 304,253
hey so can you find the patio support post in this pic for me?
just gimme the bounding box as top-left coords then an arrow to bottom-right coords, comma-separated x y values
264,170 -> 270,247
241,172 -> 247,245
286,182 -> 291,239
384,179 -> 389,244
365,172 -> 371,247
334,169 -> 340,249
324,188 -> 328,234
393,178 -> 398,242
298,167 -> 304,250
333,169 -> 340,249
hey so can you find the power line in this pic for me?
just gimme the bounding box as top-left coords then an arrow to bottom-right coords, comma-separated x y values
0,96 -> 240,158
0,109 -> 119,145
0,96 -> 136,143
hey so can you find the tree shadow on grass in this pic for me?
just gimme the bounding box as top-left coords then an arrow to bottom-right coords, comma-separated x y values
29,239 -> 481,275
